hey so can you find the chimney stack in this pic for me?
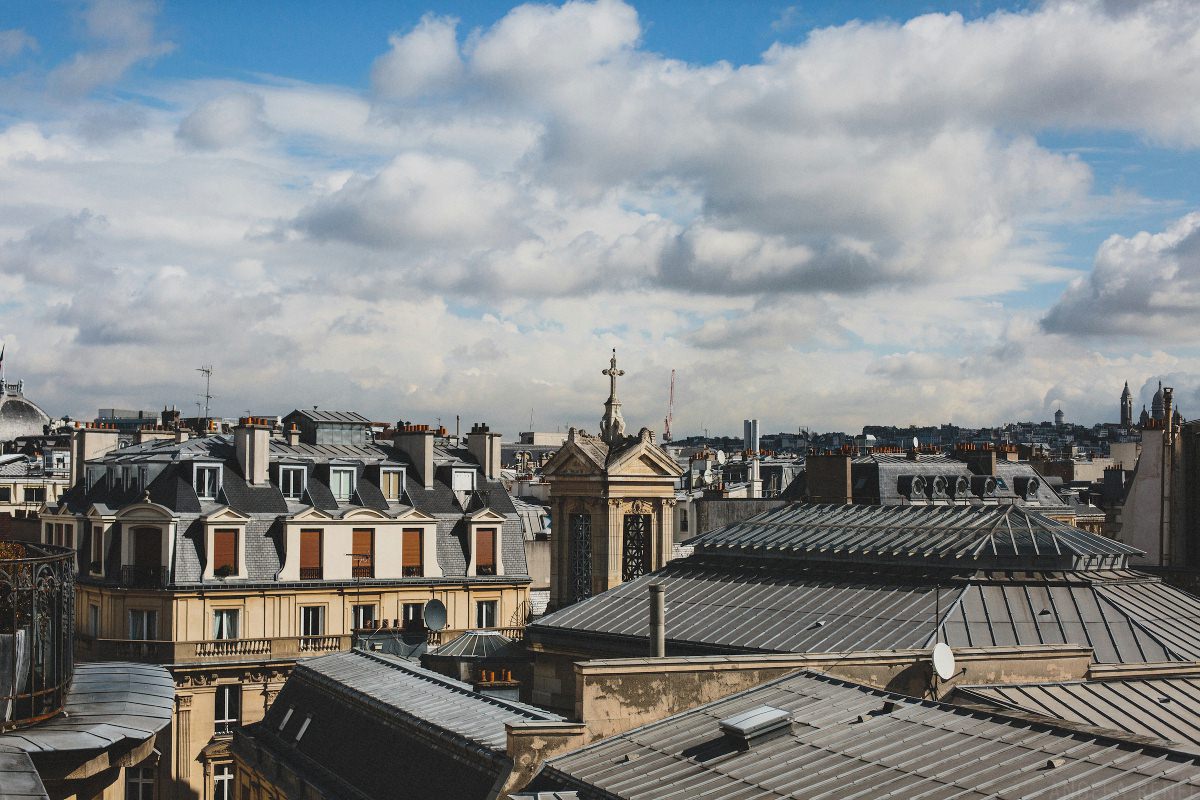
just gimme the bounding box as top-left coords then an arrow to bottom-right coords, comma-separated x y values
235,417 -> 270,486
649,583 -> 665,657
286,423 -> 300,447
466,423 -> 502,481
394,424 -> 435,490
72,425 -> 120,487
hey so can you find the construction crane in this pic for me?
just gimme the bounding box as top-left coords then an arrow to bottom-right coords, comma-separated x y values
664,369 -> 676,443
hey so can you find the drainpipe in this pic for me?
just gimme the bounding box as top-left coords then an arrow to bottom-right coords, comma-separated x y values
649,583 -> 665,657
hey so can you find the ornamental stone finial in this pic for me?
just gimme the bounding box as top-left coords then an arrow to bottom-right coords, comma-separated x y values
599,349 -> 627,445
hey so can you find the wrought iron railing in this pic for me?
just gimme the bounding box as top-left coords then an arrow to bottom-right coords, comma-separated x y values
0,541 -> 74,732
351,564 -> 374,578
120,564 -> 169,588
299,567 -> 322,580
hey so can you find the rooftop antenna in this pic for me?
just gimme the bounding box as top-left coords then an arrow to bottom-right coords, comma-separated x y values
664,369 -> 675,443
196,365 -> 214,420
529,407 -> 534,431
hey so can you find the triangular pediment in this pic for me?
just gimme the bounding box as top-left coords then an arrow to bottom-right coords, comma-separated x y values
468,507 -> 508,522
204,506 -> 251,523
607,439 -> 685,479
543,440 -> 607,477
392,506 -> 438,522
288,506 -> 333,522
85,504 -> 116,520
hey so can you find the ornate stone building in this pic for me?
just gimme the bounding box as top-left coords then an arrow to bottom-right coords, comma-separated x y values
543,351 -> 683,610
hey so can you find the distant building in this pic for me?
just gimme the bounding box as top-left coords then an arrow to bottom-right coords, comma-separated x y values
1054,408 -> 1065,427
1121,380 -> 1134,427
0,378 -> 51,443
743,418 -> 759,453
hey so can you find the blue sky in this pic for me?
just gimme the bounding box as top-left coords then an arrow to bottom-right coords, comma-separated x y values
1,0 -> 1198,433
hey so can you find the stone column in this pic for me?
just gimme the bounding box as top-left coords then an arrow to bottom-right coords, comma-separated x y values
605,499 -> 623,593
174,692 -> 192,800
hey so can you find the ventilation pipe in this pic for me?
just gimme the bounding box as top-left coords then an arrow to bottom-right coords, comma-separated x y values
649,583 -> 665,657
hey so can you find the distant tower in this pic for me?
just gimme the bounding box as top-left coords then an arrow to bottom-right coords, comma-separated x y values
1120,381 -> 1133,428
743,419 -> 760,453
1152,381 -> 1165,421
1054,409 -> 1065,427
1140,405 -> 1150,428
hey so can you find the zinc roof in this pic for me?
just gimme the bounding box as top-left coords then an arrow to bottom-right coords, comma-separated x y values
529,670 -> 1200,800
955,676 -> 1200,753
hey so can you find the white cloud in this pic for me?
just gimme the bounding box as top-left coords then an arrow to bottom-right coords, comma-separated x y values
371,14 -> 463,100
0,29 -> 38,62
48,0 -> 173,96
177,92 -> 273,151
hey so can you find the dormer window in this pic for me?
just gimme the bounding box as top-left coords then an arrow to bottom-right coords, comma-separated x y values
380,468 -> 404,502
280,466 -> 306,501
195,464 -> 221,500
330,467 -> 355,502
452,469 -> 476,492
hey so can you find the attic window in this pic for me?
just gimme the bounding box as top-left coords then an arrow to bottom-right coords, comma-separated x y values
380,468 -> 405,502
280,466 -> 305,500
195,464 -> 220,500
330,467 -> 355,502
452,469 -> 476,492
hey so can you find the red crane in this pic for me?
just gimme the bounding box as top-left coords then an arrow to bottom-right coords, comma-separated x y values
664,369 -> 676,442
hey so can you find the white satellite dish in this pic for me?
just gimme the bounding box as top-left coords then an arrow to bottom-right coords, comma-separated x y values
716,450 -> 726,465
912,436 -> 920,449
931,642 -> 956,681
702,467 -> 715,486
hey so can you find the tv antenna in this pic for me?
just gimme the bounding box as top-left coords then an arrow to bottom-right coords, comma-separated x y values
196,365 -> 214,420
664,369 -> 675,443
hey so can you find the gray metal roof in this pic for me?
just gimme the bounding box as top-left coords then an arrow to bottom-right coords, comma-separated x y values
431,630 -> 517,659
528,670 -> 1200,799
0,662 -> 172,759
287,409 -> 373,425
687,503 -> 1139,570
0,747 -> 47,800
955,676 -> 1200,753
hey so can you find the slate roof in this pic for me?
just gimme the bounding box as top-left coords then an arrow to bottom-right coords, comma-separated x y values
530,504 -> 1200,664
0,747 -> 46,800
526,670 -> 1200,799
955,676 -> 1200,754
287,409 -> 373,425
235,650 -> 560,800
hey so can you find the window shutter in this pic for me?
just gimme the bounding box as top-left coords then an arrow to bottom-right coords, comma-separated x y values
402,529 -> 422,576
352,529 -> 374,576
213,529 -> 237,574
476,528 -> 496,574
300,530 -> 321,570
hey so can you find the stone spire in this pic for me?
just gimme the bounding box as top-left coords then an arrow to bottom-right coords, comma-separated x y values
1120,381 -> 1133,428
599,349 -> 627,445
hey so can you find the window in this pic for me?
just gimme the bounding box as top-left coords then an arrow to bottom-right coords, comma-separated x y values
212,609 -> 239,640
63,523 -> 74,550
300,605 -> 325,637
129,610 -> 158,640
91,525 -> 104,572
88,603 -> 100,637
213,763 -> 234,800
352,604 -> 375,630
212,529 -> 238,577
195,464 -> 220,500
680,509 -> 689,533
402,529 -> 423,577
299,529 -> 322,579
125,765 -> 155,800
0,487 -> 10,502
330,467 -> 355,502
138,466 -> 149,492
23,487 -> 45,502
380,469 -> 404,501
351,529 -> 373,578
280,466 -> 305,500
403,603 -> 423,630
452,469 -> 476,492
214,686 -> 240,735
475,528 -> 497,576
476,600 -> 497,629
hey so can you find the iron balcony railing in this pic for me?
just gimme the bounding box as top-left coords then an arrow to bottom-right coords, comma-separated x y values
120,564 -> 169,588
0,541 -> 74,733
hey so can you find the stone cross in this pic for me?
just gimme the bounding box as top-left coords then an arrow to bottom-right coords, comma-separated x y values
602,348 -> 624,400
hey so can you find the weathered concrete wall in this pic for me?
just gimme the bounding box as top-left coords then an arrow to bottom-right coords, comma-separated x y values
572,646 -> 1093,741
503,721 -> 588,796
693,498 -> 787,536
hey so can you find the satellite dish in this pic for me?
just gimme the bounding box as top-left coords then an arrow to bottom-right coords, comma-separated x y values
702,468 -> 714,486
422,599 -> 448,632
932,642 -> 956,681
912,436 -> 919,449
716,450 -> 726,465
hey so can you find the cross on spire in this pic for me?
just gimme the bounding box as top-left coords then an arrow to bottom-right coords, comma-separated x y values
599,348 -> 627,445
602,348 -> 624,401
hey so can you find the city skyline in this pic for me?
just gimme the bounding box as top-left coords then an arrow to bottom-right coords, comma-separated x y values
2,0 -> 1199,433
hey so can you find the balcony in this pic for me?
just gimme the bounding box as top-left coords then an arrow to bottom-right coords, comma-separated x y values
120,564 -> 169,588
351,564 -> 374,578
299,567 -> 322,580
76,634 -> 355,665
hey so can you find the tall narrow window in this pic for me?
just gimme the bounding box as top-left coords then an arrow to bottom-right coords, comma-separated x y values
475,528 -> 496,576
299,529 -> 322,579
212,609 -> 239,640
569,514 -> 592,603
63,523 -> 74,550
300,605 -> 325,637
88,603 -> 100,637
280,466 -> 305,500
351,529 -> 373,578
352,604 -> 375,629
195,465 -> 220,500
213,764 -> 234,800
475,600 -> 497,628
622,514 -> 651,582
128,610 -> 158,640
380,469 -> 404,501
403,602 -> 423,630
214,686 -> 240,735
402,528 -> 423,577
330,468 -> 355,502
0,487 -> 10,502
91,524 -> 104,573
212,529 -> 238,577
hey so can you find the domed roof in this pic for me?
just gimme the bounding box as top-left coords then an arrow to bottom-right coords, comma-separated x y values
0,385 -> 51,441
1152,380 -> 1165,419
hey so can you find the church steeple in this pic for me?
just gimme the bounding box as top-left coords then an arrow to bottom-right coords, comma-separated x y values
599,349 -> 627,445
1120,381 -> 1133,427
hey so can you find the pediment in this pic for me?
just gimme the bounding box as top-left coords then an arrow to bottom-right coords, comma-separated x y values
338,507 -> 391,521
468,508 -> 508,523
115,501 -> 175,521
85,505 -> 116,520
607,440 -> 685,479
543,439 -> 607,477
204,506 -> 251,523
288,506 -> 333,522
392,506 -> 438,522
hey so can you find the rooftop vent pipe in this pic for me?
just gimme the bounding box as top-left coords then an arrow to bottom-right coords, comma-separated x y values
649,583 -> 665,657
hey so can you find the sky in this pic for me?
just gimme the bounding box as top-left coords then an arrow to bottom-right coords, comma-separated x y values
1,0 -> 1199,437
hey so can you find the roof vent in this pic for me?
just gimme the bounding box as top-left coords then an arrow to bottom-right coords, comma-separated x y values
718,705 -> 793,750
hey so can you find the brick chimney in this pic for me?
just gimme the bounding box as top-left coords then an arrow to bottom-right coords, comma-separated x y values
235,417 -> 270,486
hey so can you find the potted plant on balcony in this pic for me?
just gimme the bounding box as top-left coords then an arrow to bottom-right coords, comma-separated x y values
0,540 -> 32,724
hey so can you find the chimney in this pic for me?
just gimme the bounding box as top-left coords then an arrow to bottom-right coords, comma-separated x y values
286,423 -> 300,447
235,417 -> 270,486
394,425 -> 435,490
805,453 -> 852,504
72,425 -> 120,487
1164,387 -> 1175,444
466,423 -> 502,481
175,426 -> 190,444
748,457 -> 762,499
649,583 -> 665,657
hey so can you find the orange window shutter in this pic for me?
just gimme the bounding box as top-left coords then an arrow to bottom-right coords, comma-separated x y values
300,530 -> 321,569
213,530 -> 237,573
476,528 -> 496,570
403,529 -> 422,570
353,529 -> 373,559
